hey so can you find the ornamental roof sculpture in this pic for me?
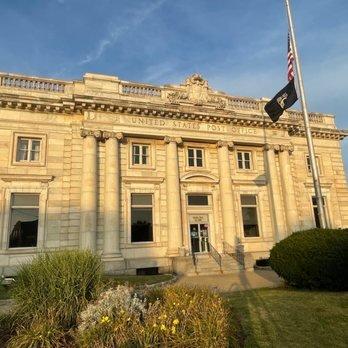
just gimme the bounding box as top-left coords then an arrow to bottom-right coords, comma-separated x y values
167,73 -> 226,108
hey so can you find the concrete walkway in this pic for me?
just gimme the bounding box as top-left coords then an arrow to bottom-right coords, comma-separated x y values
176,269 -> 283,292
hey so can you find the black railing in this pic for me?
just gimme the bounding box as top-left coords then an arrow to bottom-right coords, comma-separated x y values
208,242 -> 222,272
223,241 -> 245,268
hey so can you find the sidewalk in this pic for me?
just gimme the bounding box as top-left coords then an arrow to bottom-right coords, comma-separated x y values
176,269 -> 283,292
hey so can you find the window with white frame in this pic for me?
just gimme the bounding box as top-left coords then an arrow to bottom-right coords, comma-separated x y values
237,151 -> 252,170
131,194 -> 153,242
9,193 -> 39,248
241,194 -> 260,237
188,148 -> 204,167
306,155 -> 321,174
132,144 -> 150,165
16,137 -> 41,162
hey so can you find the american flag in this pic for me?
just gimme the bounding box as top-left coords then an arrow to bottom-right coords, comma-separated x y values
287,33 -> 295,81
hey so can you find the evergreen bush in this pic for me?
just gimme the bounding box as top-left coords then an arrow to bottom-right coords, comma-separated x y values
270,228 -> 348,290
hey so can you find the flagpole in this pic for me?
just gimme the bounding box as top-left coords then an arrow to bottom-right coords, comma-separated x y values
284,0 -> 327,228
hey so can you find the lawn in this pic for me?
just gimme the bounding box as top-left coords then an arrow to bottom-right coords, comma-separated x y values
227,287 -> 348,348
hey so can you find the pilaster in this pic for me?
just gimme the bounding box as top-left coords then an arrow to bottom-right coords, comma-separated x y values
217,140 -> 236,247
264,144 -> 286,241
278,144 -> 299,234
103,131 -> 124,260
80,129 -> 98,251
164,136 -> 183,256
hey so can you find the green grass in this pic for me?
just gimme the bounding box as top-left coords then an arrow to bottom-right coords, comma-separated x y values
226,287 -> 348,348
103,274 -> 174,287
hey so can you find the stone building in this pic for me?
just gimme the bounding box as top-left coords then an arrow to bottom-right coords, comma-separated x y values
0,72 -> 347,275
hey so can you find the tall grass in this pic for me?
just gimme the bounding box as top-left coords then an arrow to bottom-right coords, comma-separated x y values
11,250 -> 102,328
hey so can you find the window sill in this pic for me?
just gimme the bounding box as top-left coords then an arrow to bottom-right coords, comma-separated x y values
236,169 -> 258,174
1,247 -> 38,254
11,161 -> 46,167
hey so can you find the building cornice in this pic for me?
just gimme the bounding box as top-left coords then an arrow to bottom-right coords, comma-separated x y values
0,72 -> 346,140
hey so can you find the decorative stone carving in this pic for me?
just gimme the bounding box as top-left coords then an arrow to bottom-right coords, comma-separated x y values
184,73 -> 210,105
164,136 -> 183,145
216,140 -> 234,149
81,129 -> 123,142
102,131 -> 124,141
167,91 -> 188,104
207,95 -> 227,109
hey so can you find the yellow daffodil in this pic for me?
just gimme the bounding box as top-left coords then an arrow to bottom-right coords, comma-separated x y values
100,316 -> 110,324
160,324 -> 166,331
173,319 -> 179,325
171,326 -> 176,334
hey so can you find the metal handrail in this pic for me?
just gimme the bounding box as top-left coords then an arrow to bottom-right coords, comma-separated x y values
208,242 -> 222,272
223,241 -> 234,254
191,251 -> 197,267
223,241 -> 245,268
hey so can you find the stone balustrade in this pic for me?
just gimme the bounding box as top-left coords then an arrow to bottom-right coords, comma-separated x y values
0,75 -> 65,93
227,96 -> 260,111
121,83 -> 162,97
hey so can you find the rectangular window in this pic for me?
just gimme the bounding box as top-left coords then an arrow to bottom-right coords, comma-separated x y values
306,155 -> 321,174
188,195 -> 209,206
9,193 -> 39,248
312,196 -> 329,228
237,151 -> 252,170
188,148 -> 204,167
132,144 -> 149,165
131,194 -> 153,242
241,194 -> 259,237
16,137 -> 41,162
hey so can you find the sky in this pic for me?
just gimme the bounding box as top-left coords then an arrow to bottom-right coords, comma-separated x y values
0,0 -> 347,172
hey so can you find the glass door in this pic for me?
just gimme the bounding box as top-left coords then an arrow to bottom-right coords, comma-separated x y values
190,222 -> 210,253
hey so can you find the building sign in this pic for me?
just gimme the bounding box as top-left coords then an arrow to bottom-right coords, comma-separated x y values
85,112 -> 260,136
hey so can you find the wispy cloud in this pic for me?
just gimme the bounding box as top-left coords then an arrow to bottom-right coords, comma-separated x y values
78,0 -> 166,65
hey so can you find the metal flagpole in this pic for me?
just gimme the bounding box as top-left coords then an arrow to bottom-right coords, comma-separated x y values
284,0 -> 327,228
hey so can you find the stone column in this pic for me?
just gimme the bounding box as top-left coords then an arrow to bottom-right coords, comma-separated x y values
217,141 -> 236,247
80,129 -> 99,251
278,144 -> 299,234
103,131 -> 123,258
165,136 -> 183,256
264,144 -> 286,241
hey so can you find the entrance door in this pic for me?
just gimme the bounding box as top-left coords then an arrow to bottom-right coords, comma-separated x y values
189,215 -> 210,253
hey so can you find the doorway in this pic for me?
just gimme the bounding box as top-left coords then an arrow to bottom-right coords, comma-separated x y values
189,215 -> 210,253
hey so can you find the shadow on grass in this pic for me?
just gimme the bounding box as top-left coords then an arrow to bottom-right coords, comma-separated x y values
227,272 -> 286,347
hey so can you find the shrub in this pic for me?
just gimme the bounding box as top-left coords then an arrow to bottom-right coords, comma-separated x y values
76,285 -> 231,347
270,228 -> 348,290
11,250 -> 102,328
7,318 -> 70,348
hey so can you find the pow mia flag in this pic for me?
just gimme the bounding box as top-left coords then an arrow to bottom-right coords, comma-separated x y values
264,79 -> 298,122
265,33 -> 298,122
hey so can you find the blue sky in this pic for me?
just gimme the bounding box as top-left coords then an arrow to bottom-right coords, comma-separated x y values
1,0 -> 347,172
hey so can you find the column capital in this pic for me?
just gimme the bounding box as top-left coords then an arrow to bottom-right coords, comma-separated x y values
102,131 -> 124,141
265,143 -> 294,153
279,143 -> 294,154
81,128 -> 102,139
264,143 -> 278,152
164,136 -> 183,145
216,140 -> 234,149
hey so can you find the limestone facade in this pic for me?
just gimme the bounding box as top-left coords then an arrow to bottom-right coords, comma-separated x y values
0,72 -> 347,275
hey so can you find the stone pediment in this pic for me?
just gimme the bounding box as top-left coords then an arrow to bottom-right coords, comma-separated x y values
180,172 -> 219,183
167,73 -> 226,109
